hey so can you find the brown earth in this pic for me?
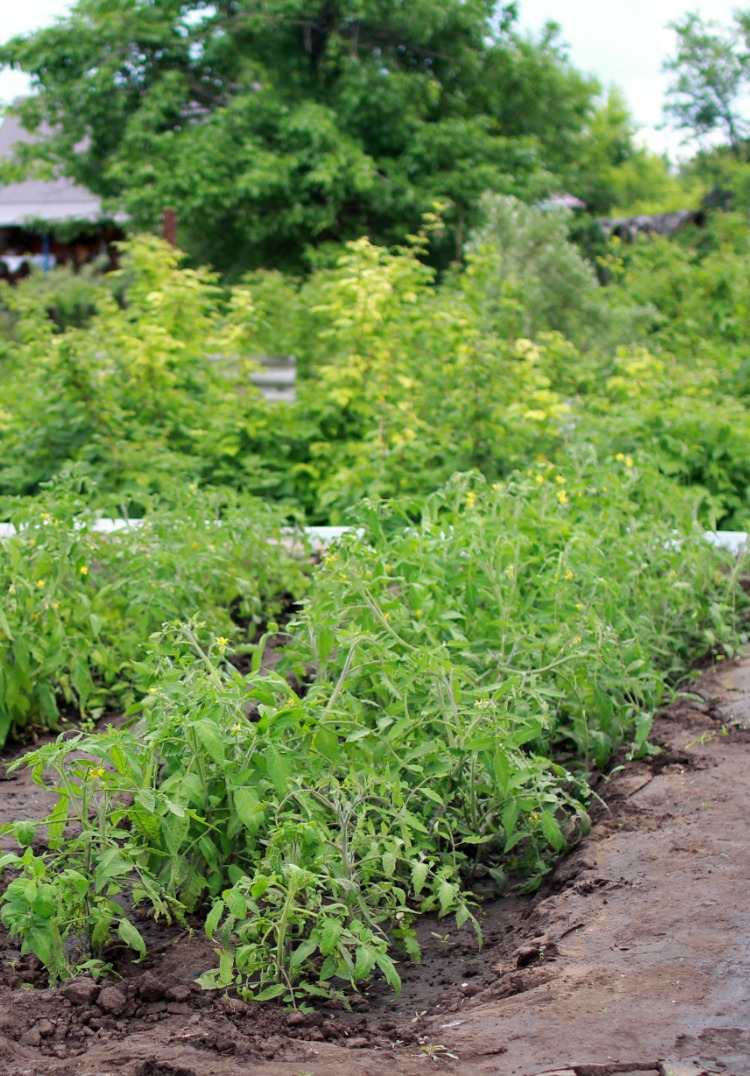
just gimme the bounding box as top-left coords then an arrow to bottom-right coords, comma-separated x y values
1,658 -> 750,1076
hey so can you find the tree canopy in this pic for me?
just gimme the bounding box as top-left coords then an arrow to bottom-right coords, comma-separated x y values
0,0 -> 613,273
663,10 -> 750,159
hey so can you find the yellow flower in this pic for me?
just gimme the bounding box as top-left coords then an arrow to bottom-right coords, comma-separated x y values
231,723 -> 243,736
148,687 -> 158,694
555,475 -> 565,485
89,767 -> 105,780
615,452 -> 625,462
216,636 -> 229,649
575,602 -> 583,611
535,474 -> 544,485
565,569 -> 573,581
574,635 -> 583,643
36,579 -> 46,588
466,491 -> 477,508
8,584 -> 15,594
52,602 -> 60,611
624,455 -> 634,468
556,489 -> 568,506
504,564 -> 515,578
415,609 -> 423,618
40,512 -> 50,522
79,565 -> 89,576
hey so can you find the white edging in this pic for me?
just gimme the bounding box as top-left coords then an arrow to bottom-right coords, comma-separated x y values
0,519 -> 747,554
0,520 -> 358,543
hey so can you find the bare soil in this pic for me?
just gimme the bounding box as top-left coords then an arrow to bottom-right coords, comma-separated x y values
2,658 -> 750,1076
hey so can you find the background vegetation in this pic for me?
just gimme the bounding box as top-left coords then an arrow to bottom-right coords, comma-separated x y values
2,0 -> 750,1009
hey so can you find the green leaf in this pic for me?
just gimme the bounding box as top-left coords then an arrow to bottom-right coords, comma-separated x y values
540,810 -> 565,851
27,918 -> 57,970
502,800 -> 519,839
135,788 -> 156,813
374,951 -> 402,995
265,745 -> 291,798
289,939 -> 317,968
381,851 -> 397,878
437,879 -> 456,915
233,787 -> 264,836
312,725 -> 341,760
254,982 -> 287,1001
224,889 -> 247,919
205,899 -> 225,938
94,849 -> 131,889
117,916 -> 147,959
0,605 -> 14,640
318,917 -> 342,956
193,719 -> 225,765
411,860 -> 429,896
13,820 -> 36,848
354,943 -> 377,980
218,949 -> 234,986
493,747 -> 511,795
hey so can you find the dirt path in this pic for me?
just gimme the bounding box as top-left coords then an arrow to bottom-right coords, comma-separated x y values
1,659 -> 750,1075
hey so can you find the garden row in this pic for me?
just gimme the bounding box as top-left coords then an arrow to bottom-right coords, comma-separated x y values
1,459 -> 745,1001
1,200 -> 750,1001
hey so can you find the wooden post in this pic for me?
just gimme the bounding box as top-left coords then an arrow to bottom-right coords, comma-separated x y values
162,207 -> 178,247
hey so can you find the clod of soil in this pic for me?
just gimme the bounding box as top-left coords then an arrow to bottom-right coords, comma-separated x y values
2,660 -> 750,1074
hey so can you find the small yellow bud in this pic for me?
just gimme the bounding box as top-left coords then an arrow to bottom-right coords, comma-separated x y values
36,579 -> 46,588
216,636 -> 229,649
557,490 -> 568,506
79,565 -> 88,576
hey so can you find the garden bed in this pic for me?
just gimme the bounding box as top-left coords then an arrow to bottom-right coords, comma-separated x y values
1,658 -> 749,1075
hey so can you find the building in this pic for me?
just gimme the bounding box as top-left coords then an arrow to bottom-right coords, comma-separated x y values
0,109 -> 125,281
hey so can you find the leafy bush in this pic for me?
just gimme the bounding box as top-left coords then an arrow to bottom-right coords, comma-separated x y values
2,461 -> 744,995
0,476 -> 307,745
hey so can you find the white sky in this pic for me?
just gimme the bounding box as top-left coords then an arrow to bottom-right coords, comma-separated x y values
0,0 -> 744,158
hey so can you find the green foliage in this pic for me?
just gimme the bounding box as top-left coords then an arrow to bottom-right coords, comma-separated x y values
663,11 -> 750,158
1,464 -> 744,997
0,476 -> 307,745
2,189 -> 750,1006
466,193 -> 610,343
0,0 -> 613,273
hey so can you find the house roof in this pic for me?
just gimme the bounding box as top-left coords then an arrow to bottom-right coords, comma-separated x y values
536,192 -> 587,212
0,110 -> 123,228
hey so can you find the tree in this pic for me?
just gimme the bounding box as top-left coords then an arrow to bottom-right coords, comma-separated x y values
663,11 -> 750,159
0,0 -> 603,274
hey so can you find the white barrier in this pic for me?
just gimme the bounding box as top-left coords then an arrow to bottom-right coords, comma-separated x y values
0,520 -> 357,544
0,519 -> 747,553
